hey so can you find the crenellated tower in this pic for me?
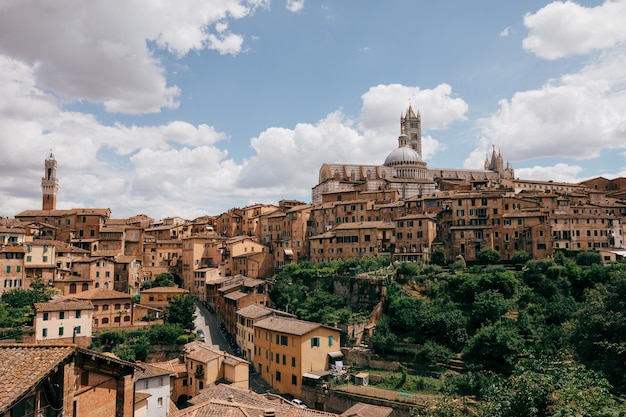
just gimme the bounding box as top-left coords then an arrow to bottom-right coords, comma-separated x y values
41,151 -> 59,211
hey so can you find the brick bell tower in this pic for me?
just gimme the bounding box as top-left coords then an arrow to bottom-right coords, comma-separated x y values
41,151 -> 59,211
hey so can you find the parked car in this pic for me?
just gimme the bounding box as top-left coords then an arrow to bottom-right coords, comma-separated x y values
291,399 -> 307,409
197,329 -> 205,342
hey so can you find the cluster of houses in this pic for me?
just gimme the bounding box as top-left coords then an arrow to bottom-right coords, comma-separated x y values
4,106 -> 626,415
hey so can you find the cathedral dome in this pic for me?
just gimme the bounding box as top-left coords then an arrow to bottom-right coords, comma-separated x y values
384,145 -> 422,166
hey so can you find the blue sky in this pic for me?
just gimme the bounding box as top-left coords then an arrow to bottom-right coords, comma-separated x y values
1,0 -> 625,220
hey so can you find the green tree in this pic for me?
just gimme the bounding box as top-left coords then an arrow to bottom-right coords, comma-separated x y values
164,294 -> 197,330
1,288 -> 48,308
511,250 -> 530,266
569,271 -> 626,393
146,323 -> 185,345
463,319 -> 525,375
477,247 -> 501,265
142,272 -> 176,289
482,355 -> 626,417
297,286 -> 343,323
469,290 -> 511,331
576,250 -> 602,266
370,316 -> 398,355
430,246 -> 447,266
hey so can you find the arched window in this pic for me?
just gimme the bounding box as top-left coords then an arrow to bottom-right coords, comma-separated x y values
82,283 -> 89,291
69,283 -> 77,294
102,318 -> 109,324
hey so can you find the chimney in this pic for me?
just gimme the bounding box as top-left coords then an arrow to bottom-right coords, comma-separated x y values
264,409 -> 276,417
228,395 -> 234,402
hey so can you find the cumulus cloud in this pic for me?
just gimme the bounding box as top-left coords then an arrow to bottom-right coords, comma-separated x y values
286,0 -> 305,12
523,0 -> 626,60
515,163 -> 584,183
0,0 -> 268,114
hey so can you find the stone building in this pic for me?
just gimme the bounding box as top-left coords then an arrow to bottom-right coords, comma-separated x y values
312,106 -> 514,204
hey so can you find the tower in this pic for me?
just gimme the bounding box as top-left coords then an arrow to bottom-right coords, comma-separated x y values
400,105 -> 422,158
41,151 -> 59,211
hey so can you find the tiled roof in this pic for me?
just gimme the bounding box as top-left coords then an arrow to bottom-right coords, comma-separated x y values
75,287 -> 132,300
35,297 -> 94,312
340,402 -> 393,417
236,303 -> 273,319
184,384 -> 340,417
0,344 -> 75,413
141,286 -> 188,294
184,341 -> 247,366
254,316 -> 320,336
135,362 -> 173,381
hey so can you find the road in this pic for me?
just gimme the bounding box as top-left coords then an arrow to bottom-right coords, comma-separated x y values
194,302 -> 231,353
194,301 -> 272,394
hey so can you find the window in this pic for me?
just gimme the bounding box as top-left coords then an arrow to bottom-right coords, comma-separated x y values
5,266 -> 10,273
275,371 -> 281,381
59,327 -> 64,336
158,398 -> 163,408
311,337 -> 320,347
292,357 -> 296,367
59,311 -> 65,320
75,310 -> 81,318
75,326 -> 81,334
282,355 -> 286,365
292,375 -> 297,385
276,353 -> 279,363
280,335 -> 288,345
43,312 -> 49,321
43,328 -> 48,337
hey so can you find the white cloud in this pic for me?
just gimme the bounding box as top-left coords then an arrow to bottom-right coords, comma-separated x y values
515,163 -> 584,183
0,0 -> 268,114
286,0 -> 305,13
473,49 -> 626,166
500,27 -> 511,37
523,0 -> 626,60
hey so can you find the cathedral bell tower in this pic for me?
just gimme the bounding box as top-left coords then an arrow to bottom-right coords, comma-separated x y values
400,105 -> 422,159
41,152 -> 59,211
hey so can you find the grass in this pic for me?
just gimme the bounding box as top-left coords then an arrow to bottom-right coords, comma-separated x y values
361,368 -> 445,394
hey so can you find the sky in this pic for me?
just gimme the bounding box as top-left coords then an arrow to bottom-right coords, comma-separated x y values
1,0 -> 625,221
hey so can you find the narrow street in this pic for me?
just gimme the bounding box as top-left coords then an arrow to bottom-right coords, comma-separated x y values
194,301 -> 272,394
194,302 -> 231,353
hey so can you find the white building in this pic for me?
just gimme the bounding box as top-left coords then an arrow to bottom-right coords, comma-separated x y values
33,296 -> 94,348
134,362 -> 173,417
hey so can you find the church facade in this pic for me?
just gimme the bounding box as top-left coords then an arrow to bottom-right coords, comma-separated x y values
312,105 -> 514,203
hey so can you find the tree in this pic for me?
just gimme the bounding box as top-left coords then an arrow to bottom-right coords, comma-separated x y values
481,355 -> 626,417
430,246 -> 447,266
469,290 -> 511,331
569,271 -> 626,393
1,288 -> 49,308
142,272 -> 176,289
511,250 -> 530,266
576,250 -> 602,266
463,319 -> 525,375
164,294 -> 197,330
370,316 -> 398,355
477,247 -> 501,265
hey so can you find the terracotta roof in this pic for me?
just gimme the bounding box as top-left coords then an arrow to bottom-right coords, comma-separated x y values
184,341 -> 247,366
135,392 -> 152,402
335,221 -> 395,231
224,290 -> 248,301
35,297 -> 94,312
183,384 -> 340,417
135,362 -> 174,381
236,304 -> 273,319
75,287 -> 132,300
0,344 -> 76,413
254,317 -> 321,336
141,286 -> 188,294
340,402 -> 393,417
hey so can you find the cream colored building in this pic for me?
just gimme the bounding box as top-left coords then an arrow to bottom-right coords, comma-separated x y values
253,316 -> 341,398
236,304 -> 294,362
183,341 -> 249,396
34,296 -> 94,348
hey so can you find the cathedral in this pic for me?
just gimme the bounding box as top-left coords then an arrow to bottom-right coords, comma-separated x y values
312,105 -> 514,203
